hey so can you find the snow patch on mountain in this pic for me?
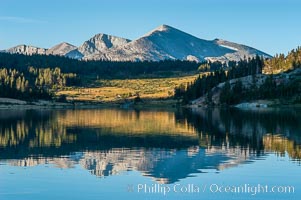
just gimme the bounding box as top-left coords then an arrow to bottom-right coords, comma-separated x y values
219,44 -> 239,51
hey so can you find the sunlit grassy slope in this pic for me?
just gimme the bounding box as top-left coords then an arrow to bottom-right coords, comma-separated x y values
56,74 -> 200,102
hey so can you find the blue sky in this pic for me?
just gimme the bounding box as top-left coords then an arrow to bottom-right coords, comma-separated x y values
0,0 -> 300,56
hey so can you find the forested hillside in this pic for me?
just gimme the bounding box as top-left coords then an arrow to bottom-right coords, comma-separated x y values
174,56 -> 264,103
175,47 -> 301,105
264,47 -> 301,74
0,52 -> 199,101
0,52 -> 199,78
0,67 -> 78,100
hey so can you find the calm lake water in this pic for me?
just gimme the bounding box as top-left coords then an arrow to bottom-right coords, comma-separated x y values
0,107 -> 300,200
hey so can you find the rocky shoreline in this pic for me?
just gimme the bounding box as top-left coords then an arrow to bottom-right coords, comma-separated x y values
0,97 -> 178,110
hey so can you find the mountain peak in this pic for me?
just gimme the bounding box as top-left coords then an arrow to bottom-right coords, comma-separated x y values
156,24 -> 174,31
78,33 -> 131,56
60,42 -> 74,46
92,33 -> 130,42
3,25 -> 272,62
153,24 -> 180,32
93,33 -> 109,38
143,24 -> 179,37
51,42 -> 76,49
47,42 -> 77,56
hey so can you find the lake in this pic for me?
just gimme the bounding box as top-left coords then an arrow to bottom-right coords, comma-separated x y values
0,107 -> 300,200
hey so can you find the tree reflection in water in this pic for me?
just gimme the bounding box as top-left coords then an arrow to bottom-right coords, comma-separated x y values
0,108 -> 300,183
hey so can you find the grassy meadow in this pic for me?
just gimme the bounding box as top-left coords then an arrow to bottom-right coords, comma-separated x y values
56,73 -> 200,102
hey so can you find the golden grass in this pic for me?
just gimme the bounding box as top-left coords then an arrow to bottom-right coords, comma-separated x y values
0,109 -> 198,148
56,74 -> 200,102
57,109 -> 197,137
263,134 -> 301,159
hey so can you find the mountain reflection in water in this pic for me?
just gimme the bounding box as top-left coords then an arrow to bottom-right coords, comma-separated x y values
0,108 -> 300,183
